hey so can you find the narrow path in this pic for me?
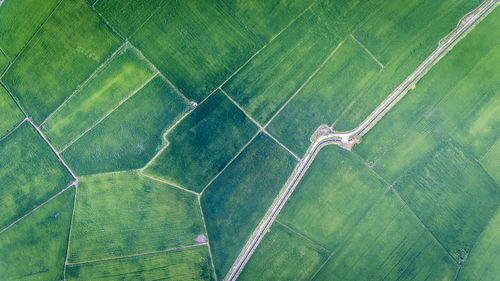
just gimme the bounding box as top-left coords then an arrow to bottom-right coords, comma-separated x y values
224,1 -> 498,279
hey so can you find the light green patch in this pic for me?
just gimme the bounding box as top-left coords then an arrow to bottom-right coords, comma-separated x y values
68,171 -> 204,263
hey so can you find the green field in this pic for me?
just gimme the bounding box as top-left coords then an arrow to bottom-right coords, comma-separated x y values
2,0 -> 122,124
223,9 -> 340,124
0,187 -> 74,281
201,133 -> 297,277
0,0 -> 60,59
144,90 -> 257,192
66,246 -> 214,281
458,207 -> 500,281
267,37 -> 380,155
239,222 -> 329,281
43,45 -> 157,150
0,123 -> 73,229
0,51 -> 8,75
394,140 -> 500,261
0,86 -> 24,139
94,0 -> 165,38
480,138 -> 500,185
278,145 -> 387,251
131,0 -> 261,101
67,171 -> 204,263
61,76 -> 188,176
334,0 -> 483,130
314,191 -> 457,281
221,0 -> 313,42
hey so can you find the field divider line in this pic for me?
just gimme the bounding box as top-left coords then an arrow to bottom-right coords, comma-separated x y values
220,89 -> 300,160
274,220 -> 331,254
77,169 -> 140,179
0,181 -> 77,234
90,3 -> 125,41
140,172 -> 199,196
200,130 -> 261,196
0,46 -> 12,63
1,81 -> 29,117
59,72 -> 159,153
392,188 -> 459,265
0,117 -> 28,142
263,40 -> 345,129
350,34 -> 384,69
64,183 -> 78,269
40,42 -> 129,126
10,0 -> 65,64
27,118 -> 77,180
127,0 -> 169,39
197,196 -> 218,281
66,242 -> 208,267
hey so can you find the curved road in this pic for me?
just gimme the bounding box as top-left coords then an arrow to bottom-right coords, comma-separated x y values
224,0 -> 498,280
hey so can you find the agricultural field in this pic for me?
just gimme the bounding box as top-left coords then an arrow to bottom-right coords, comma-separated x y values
0,187 -> 74,281
201,133 -> 297,277
61,75 -> 189,176
0,86 -> 23,139
2,0 -> 122,124
65,246 -> 214,281
67,171 -> 205,263
0,123 -> 73,229
238,223 -> 329,281
0,0 -> 498,280
131,0 -> 262,101
144,90 -> 258,193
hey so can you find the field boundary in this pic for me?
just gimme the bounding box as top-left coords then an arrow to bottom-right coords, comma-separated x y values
350,34 -> 384,69
140,172 -> 200,196
274,219 -> 331,254
0,117 -> 27,142
197,196 -> 218,281
63,183 -> 78,280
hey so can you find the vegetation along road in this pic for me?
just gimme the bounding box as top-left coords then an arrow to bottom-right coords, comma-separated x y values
224,0 -> 499,280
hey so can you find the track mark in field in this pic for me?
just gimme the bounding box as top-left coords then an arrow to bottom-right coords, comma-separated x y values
0,181 -> 76,234
197,196 -> 219,281
65,242 -> 209,266
140,172 -> 200,196
274,220 -> 331,254
0,117 -> 28,142
350,34 -> 384,69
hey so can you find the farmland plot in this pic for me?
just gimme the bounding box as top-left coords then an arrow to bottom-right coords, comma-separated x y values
267,37 -> 380,156
480,138 -> 500,185
0,187 -> 74,281
0,123 -> 73,229
2,0 -> 122,124
61,76 -> 189,176
67,171 -> 204,263
66,246 -> 214,281
278,145 -> 387,251
43,45 -> 157,150
144,90 -> 258,192
223,9 -> 340,124
0,0 -> 60,58
201,133 -> 297,277
394,140 -> 500,261
239,223 -> 329,281
131,0 -> 261,101
0,86 -> 24,139
334,0 -> 483,130
314,191 -> 457,281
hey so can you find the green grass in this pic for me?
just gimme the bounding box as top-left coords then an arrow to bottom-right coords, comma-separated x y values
0,123 -> 73,229
144,90 -> 258,192
68,171 -> 204,263
458,207 -> 500,281
201,132 -> 297,278
43,45 -> 156,150
2,0 -> 122,124
65,246 -> 214,281
61,76 -> 188,176
0,0 -> 60,58
239,222 -> 329,281
394,140 -> 500,261
267,37 -> 380,156
131,0 -> 261,101
480,138 -> 500,185
0,85 -> 24,139
95,0 -> 166,38
279,145 -> 387,251
314,191 -> 457,281
221,0 -> 313,42
334,0 -> 483,130
0,186 -> 74,281
355,7 -> 500,163
223,9 -> 340,124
